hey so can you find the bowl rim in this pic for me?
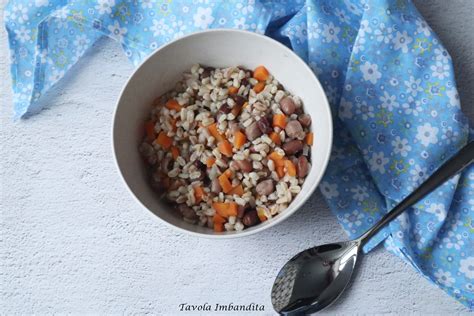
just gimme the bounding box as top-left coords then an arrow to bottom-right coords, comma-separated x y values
111,28 -> 333,238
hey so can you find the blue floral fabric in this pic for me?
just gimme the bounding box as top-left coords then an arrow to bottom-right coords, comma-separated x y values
4,0 -> 473,309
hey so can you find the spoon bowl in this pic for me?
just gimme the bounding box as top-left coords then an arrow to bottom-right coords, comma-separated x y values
271,241 -> 360,315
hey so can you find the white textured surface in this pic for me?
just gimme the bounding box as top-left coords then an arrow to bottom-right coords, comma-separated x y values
1,1 -> 473,314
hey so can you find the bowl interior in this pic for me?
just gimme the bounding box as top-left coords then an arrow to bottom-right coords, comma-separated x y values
113,30 -> 332,237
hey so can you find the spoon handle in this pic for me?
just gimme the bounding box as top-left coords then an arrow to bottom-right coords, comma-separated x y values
359,141 -> 474,246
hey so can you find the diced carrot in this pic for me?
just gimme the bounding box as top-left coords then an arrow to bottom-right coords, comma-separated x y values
229,184 -> 244,196
234,131 -> 247,149
306,132 -> 314,146
165,99 -> 181,112
170,118 -> 177,131
214,213 -> 226,223
228,86 -> 239,95
156,131 -> 172,149
242,102 -> 249,109
276,166 -> 285,178
273,114 -> 287,129
193,186 -> 206,203
218,173 -> 233,194
213,213 -> 226,232
218,140 -> 233,157
269,132 -> 281,145
144,120 -> 155,141
253,66 -> 270,82
208,123 -> 225,142
171,146 -> 180,159
268,151 -> 285,167
257,207 -> 268,222
285,159 -> 297,177
206,157 -> 216,168
213,202 -> 238,218
224,169 -> 233,178
253,82 -> 265,93
214,222 -> 224,232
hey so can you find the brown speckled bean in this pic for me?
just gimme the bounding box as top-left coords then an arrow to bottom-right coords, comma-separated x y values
280,96 -> 296,115
229,122 -> 240,133
242,210 -> 259,227
211,178 -> 221,193
178,204 -> 198,220
256,179 -> 274,196
245,121 -> 262,141
285,120 -> 305,140
282,140 -> 304,155
236,159 -> 252,173
257,116 -> 272,134
297,156 -> 310,178
298,113 -> 312,127
237,205 -> 246,218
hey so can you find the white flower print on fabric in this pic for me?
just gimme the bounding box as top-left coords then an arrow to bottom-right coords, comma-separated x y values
320,181 -> 339,199
393,31 -> 413,53
293,23 -> 308,44
342,210 -> 364,229
434,47 -> 450,64
171,20 -> 187,38
322,22 -> 340,43
307,22 -> 321,40
95,0 -> 115,15
360,61 -> 381,84
73,35 -> 90,54
107,21 -> 127,42
426,203 -> 447,221
446,88 -> 460,107
402,96 -> 422,116
10,4 -> 28,24
459,257 -> 474,280
344,0 -> 363,16
14,26 -> 31,43
430,61 -> 450,80
379,91 -> 399,111
410,164 -> 428,184
334,8 -> 350,24
368,152 -> 389,174
234,17 -> 247,29
48,69 -> 65,83
35,0 -> 49,7
442,231 -> 464,250
404,76 -> 423,97
339,98 -> 353,120
193,7 -> 214,29
150,19 -> 170,36
441,127 -> 459,145
391,136 -> 411,157
141,0 -> 153,9
415,19 -> 431,37
434,269 -> 455,287
351,185 -> 369,201
236,0 -> 255,15
416,123 -> 439,147
374,22 -> 393,43
359,20 -> 372,37
355,101 -> 374,120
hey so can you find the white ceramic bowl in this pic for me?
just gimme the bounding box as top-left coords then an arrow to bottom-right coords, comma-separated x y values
112,29 -> 332,238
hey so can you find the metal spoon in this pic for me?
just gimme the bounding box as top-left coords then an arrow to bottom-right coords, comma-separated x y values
272,141 -> 474,315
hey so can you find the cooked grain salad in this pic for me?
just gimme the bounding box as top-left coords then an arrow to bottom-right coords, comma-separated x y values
139,65 -> 313,232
